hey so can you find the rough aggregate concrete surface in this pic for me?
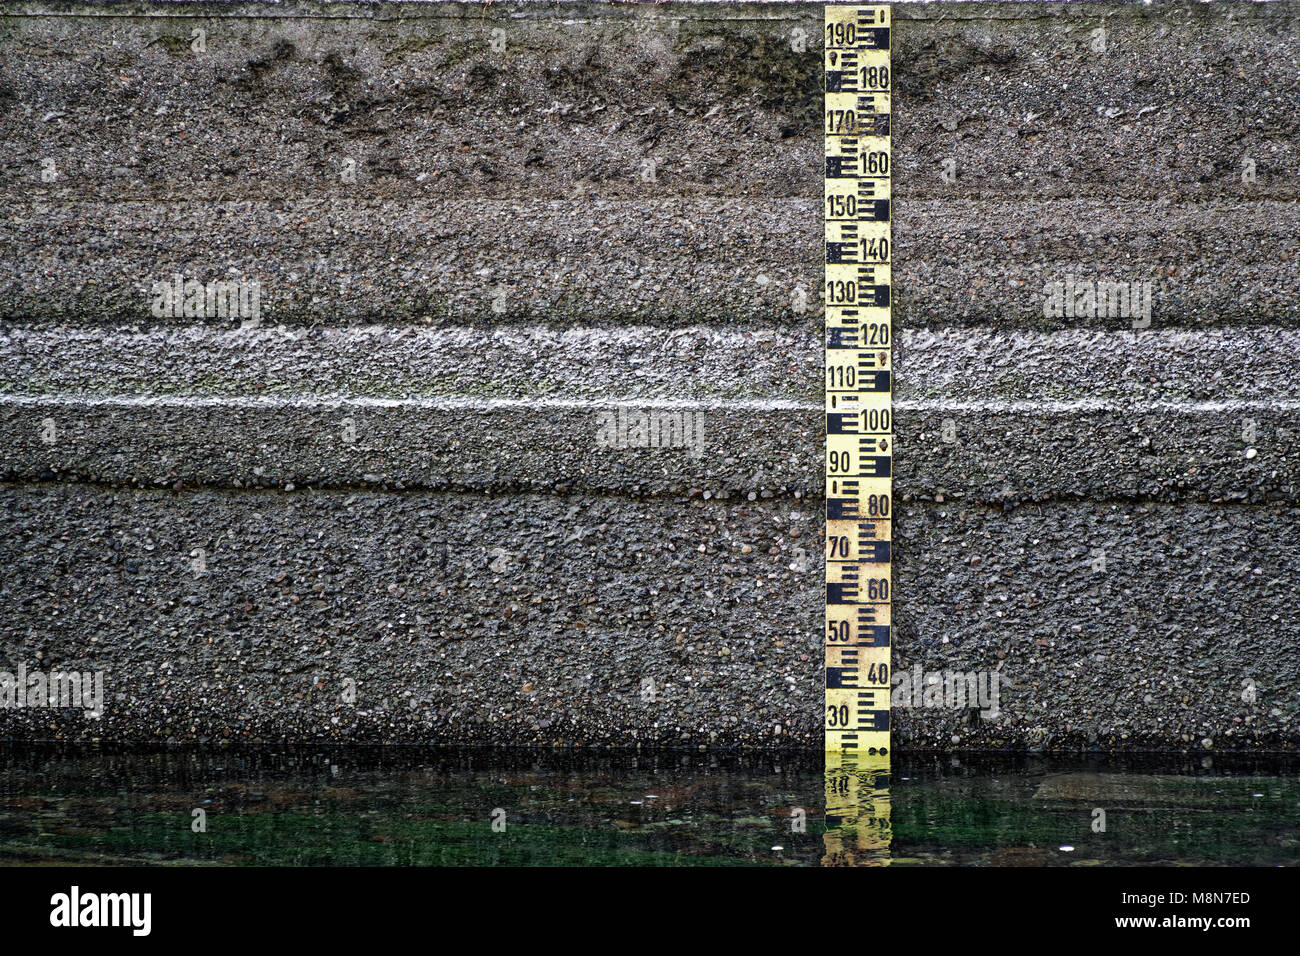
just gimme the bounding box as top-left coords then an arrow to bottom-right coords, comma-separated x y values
1,0 -> 1297,749
3,485 -> 1295,749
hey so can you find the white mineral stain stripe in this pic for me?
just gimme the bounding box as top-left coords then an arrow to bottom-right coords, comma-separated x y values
0,394 -> 811,412
3,394 -> 1300,413
10,326 -> 1297,348
905,399 -> 1300,413
2,392 -> 1300,416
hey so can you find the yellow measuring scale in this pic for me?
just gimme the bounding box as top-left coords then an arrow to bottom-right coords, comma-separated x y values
824,3 -> 892,865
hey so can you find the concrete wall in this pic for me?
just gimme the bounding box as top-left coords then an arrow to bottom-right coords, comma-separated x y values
1,0 -> 1297,749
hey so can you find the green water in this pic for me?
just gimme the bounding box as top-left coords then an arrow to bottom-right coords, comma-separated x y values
0,747 -> 1295,866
